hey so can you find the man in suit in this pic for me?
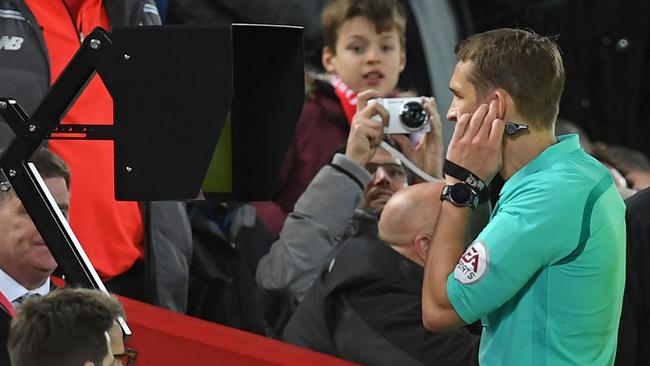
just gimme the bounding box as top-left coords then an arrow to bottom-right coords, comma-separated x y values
0,147 -> 70,364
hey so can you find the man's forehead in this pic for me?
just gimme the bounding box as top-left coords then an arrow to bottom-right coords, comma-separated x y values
450,60 -> 474,89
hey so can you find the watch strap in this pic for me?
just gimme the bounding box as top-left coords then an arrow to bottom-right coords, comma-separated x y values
443,159 -> 487,193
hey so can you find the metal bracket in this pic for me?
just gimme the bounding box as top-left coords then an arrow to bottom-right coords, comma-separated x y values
0,27 -> 130,336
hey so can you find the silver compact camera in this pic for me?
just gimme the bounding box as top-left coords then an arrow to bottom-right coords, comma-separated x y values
369,97 -> 431,134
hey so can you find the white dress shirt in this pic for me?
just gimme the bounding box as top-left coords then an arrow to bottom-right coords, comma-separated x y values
0,268 -> 50,307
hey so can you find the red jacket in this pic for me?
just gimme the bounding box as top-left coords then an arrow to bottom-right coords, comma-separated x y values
24,0 -> 144,278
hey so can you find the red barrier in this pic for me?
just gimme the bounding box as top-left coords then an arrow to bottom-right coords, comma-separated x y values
119,296 -> 358,365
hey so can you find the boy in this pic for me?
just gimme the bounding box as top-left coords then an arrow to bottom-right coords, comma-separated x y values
254,0 -> 419,236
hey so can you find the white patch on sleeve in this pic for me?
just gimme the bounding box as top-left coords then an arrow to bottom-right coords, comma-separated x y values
454,240 -> 489,284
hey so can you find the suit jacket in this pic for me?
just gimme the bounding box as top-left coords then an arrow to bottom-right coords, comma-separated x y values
0,309 -> 10,366
617,188 -> 650,365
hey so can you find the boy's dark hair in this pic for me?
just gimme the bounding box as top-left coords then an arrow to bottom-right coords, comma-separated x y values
0,147 -> 70,204
455,28 -> 565,130
322,0 -> 406,52
8,288 -> 124,366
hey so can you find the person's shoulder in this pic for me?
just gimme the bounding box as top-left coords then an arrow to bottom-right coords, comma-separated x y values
0,310 -> 9,325
336,235 -> 393,265
326,236 -> 398,284
300,73 -> 345,123
552,149 -> 609,182
520,150 -> 610,198
626,187 -> 650,210
305,73 -> 336,102
626,188 -> 650,229
0,309 -> 10,346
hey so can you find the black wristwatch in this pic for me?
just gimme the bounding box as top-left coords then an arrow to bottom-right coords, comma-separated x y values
441,182 -> 479,209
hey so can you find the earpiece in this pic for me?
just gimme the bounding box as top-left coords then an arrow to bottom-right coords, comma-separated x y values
505,121 -> 528,136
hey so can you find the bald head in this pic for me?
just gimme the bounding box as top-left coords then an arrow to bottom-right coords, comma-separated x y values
378,182 -> 444,264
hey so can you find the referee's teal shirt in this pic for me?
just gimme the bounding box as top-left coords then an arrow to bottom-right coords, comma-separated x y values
447,135 -> 626,365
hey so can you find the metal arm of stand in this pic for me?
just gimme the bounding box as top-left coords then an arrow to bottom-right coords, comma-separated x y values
0,27 -> 130,335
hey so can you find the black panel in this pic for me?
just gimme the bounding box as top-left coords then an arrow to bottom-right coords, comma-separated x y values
204,24 -> 304,201
111,25 -> 232,201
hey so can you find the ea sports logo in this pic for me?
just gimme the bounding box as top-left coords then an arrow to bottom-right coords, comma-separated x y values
454,240 -> 489,284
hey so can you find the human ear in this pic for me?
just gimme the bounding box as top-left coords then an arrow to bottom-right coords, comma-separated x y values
493,90 -> 508,120
415,235 -> 431,262
322,46 -> 336,73
399,49 -> 406,72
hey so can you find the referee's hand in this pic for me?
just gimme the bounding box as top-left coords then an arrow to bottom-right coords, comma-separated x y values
446,101 -> 505,184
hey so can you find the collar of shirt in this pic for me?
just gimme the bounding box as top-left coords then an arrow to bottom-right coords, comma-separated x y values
500,134 -> 581,197
0,268 -> 50,302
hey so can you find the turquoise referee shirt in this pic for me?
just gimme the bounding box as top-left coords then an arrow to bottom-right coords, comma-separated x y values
447,135 -> 626,365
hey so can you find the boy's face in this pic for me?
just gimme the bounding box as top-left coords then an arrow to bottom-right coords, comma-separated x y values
322,16 -> 405,95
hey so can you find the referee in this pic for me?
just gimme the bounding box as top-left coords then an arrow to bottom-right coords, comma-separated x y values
422,29 -> 626,365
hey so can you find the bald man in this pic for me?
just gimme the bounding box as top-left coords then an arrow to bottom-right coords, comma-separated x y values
378,182 -> 444,266
282,182 -> 479,366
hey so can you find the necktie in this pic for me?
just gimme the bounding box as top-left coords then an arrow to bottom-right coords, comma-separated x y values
11,292 -> 41,309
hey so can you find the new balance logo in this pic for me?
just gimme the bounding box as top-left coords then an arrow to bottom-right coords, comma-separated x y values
0,36 -> 24,50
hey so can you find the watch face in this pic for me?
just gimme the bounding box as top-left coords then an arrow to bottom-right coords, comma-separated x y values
450,183 -> 473,203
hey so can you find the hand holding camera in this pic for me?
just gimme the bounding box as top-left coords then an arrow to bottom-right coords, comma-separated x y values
345,89 -> 388,166
346,93 -> 444,178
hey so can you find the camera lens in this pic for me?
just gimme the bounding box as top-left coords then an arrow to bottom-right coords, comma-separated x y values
399,102 -> 428,130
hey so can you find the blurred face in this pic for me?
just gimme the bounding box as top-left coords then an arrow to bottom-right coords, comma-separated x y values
100,331 -> 114,366
359,148 -> 408,216
0,177 -> 68,289
626,170 -> 650,191
447,60 -> 484,122
107,321 -> 125,366
323,16 -> 405,95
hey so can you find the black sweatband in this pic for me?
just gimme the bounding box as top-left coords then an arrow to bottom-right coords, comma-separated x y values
443,159 -> 487,193
478,187 -> 490,204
